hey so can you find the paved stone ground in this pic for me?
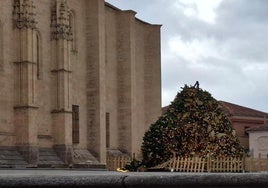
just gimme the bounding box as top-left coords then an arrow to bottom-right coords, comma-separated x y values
0,169 -> 268,188
0,169 -> 117,176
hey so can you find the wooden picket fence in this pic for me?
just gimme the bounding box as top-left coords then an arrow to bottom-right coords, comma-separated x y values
168,156 -> 206,172
153,156 -> 244,173
208,157 -> 243,172
107,155 -> 268,172
106,155 -> 132,171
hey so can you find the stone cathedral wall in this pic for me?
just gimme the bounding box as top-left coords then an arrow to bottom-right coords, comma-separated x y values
0,0 -> 16,147
0,0 -> 161,165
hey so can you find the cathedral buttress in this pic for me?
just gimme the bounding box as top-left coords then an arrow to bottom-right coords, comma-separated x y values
51,0 -> 73,164
13,0 -> 39,165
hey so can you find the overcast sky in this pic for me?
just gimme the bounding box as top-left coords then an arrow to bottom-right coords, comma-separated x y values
105,0 -> 268,112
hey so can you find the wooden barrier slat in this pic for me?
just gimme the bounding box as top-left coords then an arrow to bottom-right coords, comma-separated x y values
106,155 -> 132,171
107,155 -> 268,173
166,156 -> 244,173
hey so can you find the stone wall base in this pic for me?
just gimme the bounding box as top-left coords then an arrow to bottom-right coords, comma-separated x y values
53,145 -> 73,164
16,145 -> 38,165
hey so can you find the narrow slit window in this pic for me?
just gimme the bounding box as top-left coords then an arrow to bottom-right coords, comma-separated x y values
72,105 -> 79,144
0,21 -> 3,71
35,31 -> 42,79
36,33 -> 40,78
69,10 -> 77,53
106,112 -> 110,148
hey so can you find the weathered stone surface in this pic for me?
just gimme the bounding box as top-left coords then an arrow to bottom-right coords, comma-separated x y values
0,0 -> 161,166
0,147 -> 28,167
1,171 -> 268,188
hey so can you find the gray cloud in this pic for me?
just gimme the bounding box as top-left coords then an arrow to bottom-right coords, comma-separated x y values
105,0 -> 268,112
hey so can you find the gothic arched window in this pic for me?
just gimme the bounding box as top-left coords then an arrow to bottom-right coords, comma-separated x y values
0,21 -> 3,71
69,10 -> 77,53
35,30 -> 42,79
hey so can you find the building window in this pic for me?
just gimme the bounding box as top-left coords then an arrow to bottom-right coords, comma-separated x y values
0,21 -> 3,71
69,10 -> 77,53
36,33 -> 40,78
106,112 -> 110,148
35,30 -> 42,79
72,105 -> 79,144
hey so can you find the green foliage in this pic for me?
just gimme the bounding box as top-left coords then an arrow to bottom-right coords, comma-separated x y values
141,84 -> 244,167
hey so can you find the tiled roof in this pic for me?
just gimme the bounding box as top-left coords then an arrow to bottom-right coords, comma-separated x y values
162,101 -> 268,118
219,101 -> 268,118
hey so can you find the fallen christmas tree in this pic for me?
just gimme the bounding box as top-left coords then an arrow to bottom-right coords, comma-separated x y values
141,82 -> 244,168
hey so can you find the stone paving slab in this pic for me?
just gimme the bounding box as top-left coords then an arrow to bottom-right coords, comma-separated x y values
0,170 -> 268,188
